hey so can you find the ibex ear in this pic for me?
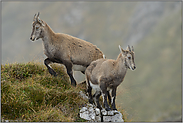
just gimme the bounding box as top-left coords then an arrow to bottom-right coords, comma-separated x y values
119,45 -> 126,56
37,12 -> 40,18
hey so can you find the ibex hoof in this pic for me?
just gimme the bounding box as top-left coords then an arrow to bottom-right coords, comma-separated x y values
53,73 -> 57,77
112,108 -> 117,111
89,99 -> 94,104
105,107 -> 112,111
71,82 -> 76,87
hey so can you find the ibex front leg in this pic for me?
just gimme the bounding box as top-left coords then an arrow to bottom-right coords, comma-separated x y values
111,87 -> 117,110
44,58 -> 57,76
87,84 -> 93,104
100,82 -> 111,111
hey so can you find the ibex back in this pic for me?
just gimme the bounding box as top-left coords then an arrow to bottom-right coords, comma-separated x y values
85,45 -> 136,111
30,12 -> 104,86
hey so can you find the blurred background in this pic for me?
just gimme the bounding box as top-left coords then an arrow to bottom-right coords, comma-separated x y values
2,1 -> 182,122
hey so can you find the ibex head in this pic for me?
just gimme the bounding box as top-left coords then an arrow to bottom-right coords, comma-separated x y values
119,45 -> 136,70
30,12 -> 45,41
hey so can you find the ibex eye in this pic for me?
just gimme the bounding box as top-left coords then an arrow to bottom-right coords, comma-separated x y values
128,57 -> 131,60
36,27 -> 39,30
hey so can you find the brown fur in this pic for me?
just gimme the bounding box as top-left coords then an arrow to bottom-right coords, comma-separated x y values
85,45 -> 136,111
30,12 -> 104,86
86,53 -> 127,85
41,22 -> 103,66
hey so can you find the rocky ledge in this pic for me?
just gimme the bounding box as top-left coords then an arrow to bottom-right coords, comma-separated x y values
80,103 -> 124,122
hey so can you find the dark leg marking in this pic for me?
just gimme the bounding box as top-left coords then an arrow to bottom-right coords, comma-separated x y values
87,85 -> 93,104
100,82 -> 111,111
44,58 -> 57,76
63,61 -> 77,86
111,87 -> 117,110
107,91 -> 111,105
81,71 -> 85,74
93,91 -> 102,109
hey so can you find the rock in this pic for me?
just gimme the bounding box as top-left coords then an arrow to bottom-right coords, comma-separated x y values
80,104 -> 95,121
103,112 -> 124,122
95,108 -> 100,115
95,116 -> 101,122
101,109 -> 107,116
107,110 -> 114,116
79,103 -> 124,122
80,107 -> 87,113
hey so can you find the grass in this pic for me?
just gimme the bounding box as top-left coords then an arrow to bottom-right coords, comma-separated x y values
1,62 -> 87,122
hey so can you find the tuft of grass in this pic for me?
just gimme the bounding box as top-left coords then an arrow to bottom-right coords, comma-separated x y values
1,62 -> 45,80
1,62 -> 87,122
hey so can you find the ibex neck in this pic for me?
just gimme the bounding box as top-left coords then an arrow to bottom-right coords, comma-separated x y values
116,53 -> 128,74
116,53 -> 124,64
42,23 -> 56,42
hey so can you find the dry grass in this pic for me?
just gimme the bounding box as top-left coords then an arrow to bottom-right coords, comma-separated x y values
1,62 -> 87,122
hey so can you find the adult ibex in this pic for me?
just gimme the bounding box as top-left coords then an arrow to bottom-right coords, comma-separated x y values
30,12 -> 104,86
85,45 -> 136,111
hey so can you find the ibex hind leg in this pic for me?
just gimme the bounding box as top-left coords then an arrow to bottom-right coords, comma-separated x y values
86,86 -> 93,104
93,91 -> 102,110
107,91 -> 111,105
86,78 -> 93,104
67,71 -> 77,86
65,63 -> 77,86
111,87 -> 117,111
44,58 -> 57,76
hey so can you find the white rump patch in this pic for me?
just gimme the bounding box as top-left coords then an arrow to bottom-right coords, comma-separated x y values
73,65 -> 86,71
89,81 -> 101,92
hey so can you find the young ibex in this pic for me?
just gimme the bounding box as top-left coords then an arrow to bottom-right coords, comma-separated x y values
30,12 -> 104,86
85,45 -> 136,111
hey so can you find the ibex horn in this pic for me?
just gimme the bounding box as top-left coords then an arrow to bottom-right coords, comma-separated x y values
33,12 -> 40,21
131,46 -> 134,52
119,45 -> 122,53
33,13 -> 37,21
37,12 -> 40,18
128,45 -> 131,52
34,13 -> 36,18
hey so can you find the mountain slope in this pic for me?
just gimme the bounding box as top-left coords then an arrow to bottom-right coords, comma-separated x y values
1,62 -> 87,122
2,2 -> 181,122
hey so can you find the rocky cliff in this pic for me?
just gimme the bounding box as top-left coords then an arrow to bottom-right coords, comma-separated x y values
79,91 -> 124,122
